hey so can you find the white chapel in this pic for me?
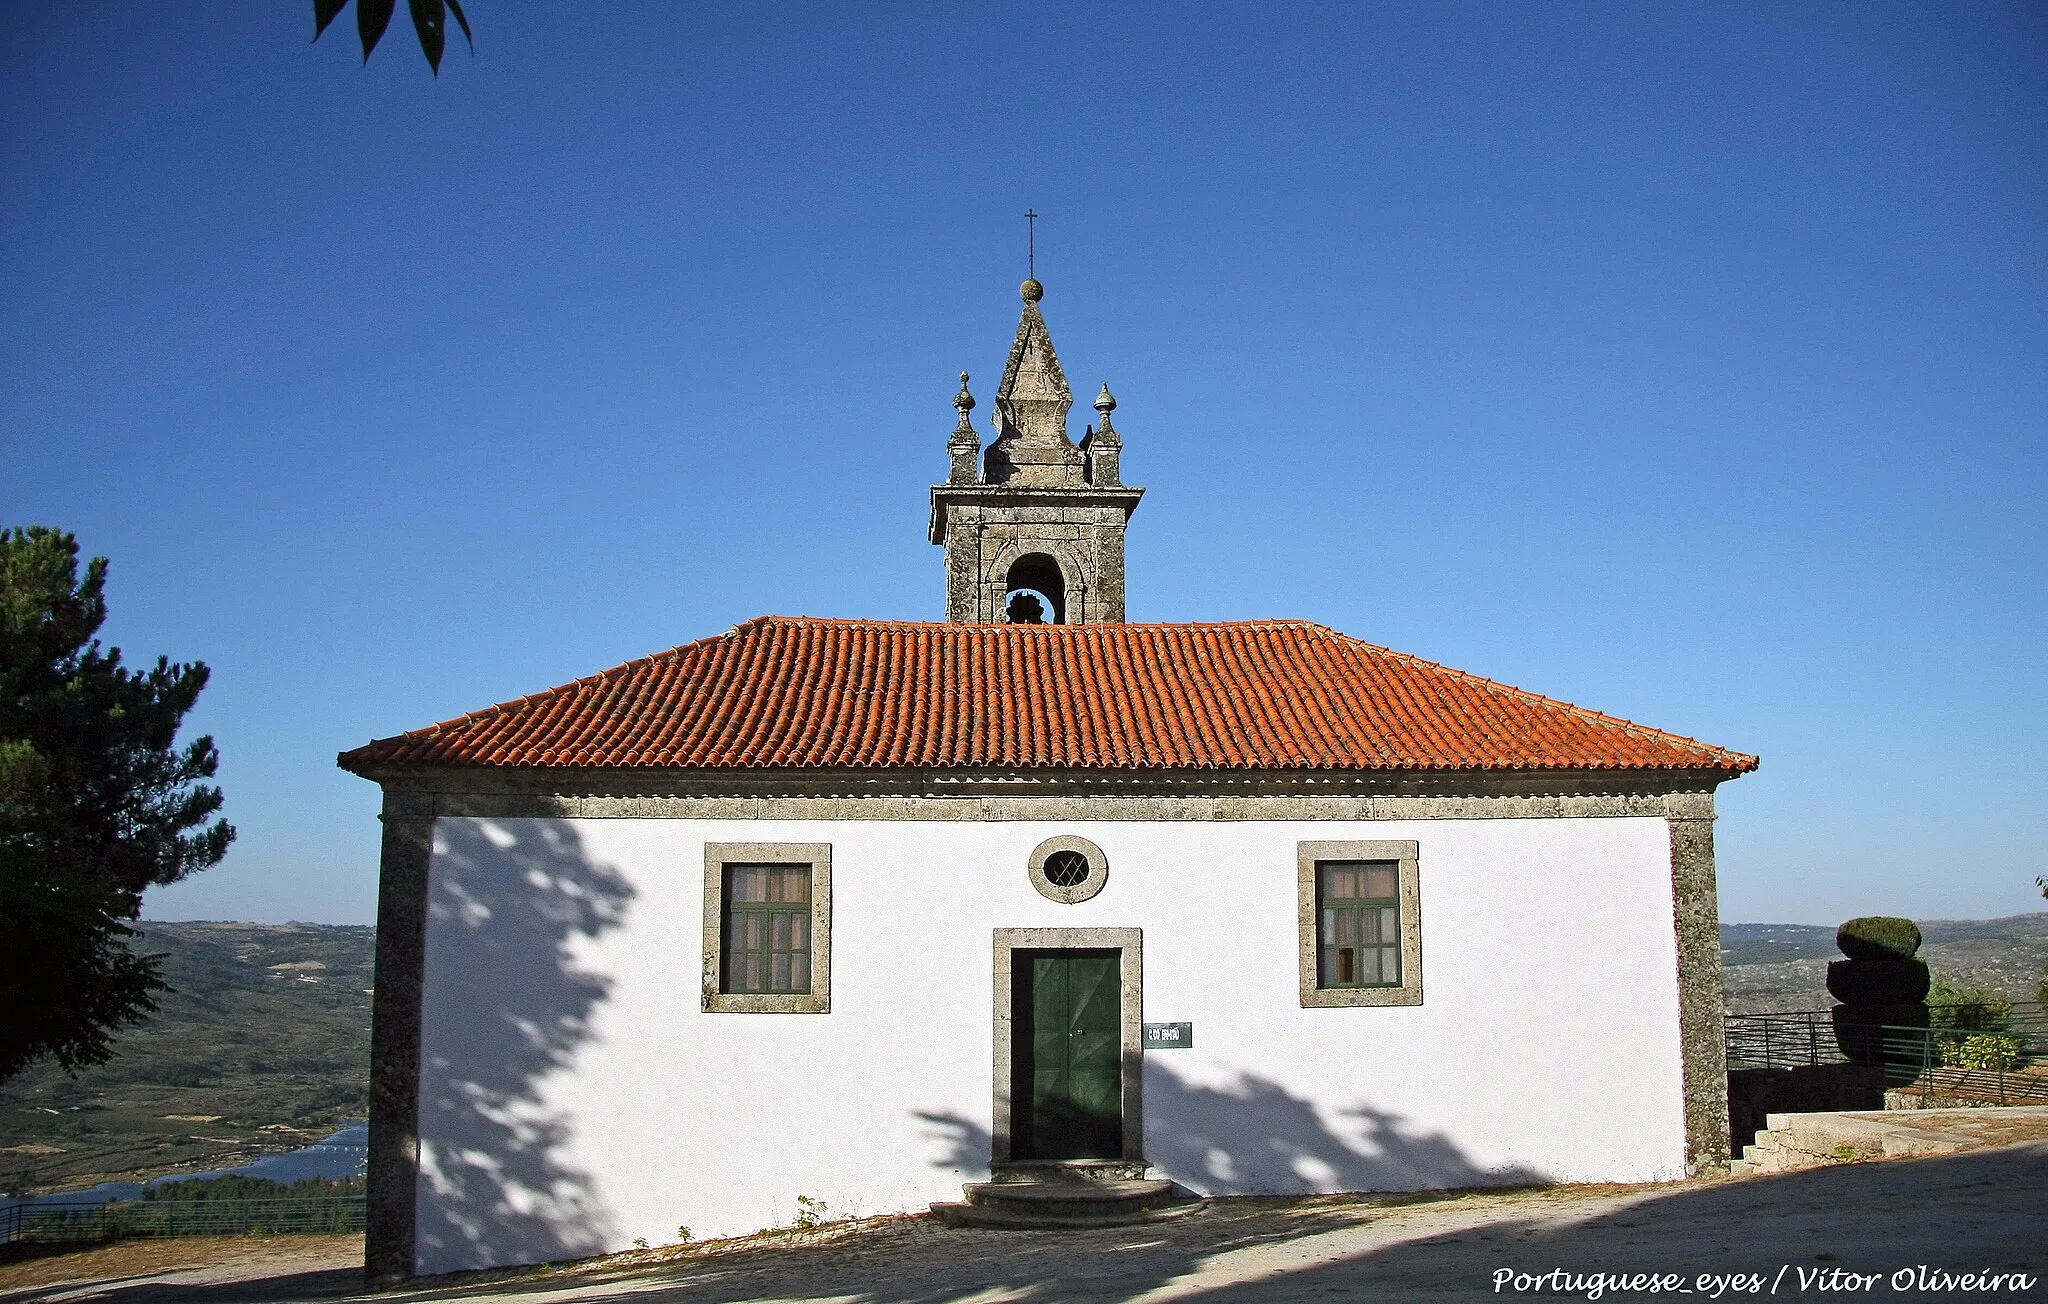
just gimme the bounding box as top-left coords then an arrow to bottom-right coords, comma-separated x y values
341,279 -> 1756,1282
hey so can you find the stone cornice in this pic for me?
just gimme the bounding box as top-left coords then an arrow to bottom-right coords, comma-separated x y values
363,764 -> 1727,822
357,763 -> 1732,797
929,483 -> 1145,543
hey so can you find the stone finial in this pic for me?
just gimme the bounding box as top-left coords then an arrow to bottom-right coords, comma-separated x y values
953,372 -> 977,429
1083,382 -> 1121,486
1021,278 -> 1044,303
947,371 -> 980,485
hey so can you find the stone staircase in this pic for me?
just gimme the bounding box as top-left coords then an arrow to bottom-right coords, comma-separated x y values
1731,1110 -> 1970,1175
931,1160 -> 1203,1229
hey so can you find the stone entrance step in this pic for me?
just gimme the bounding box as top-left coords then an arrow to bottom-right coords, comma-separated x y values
931,1160 -> 1204,1229
1728,1105 -> 2048,1175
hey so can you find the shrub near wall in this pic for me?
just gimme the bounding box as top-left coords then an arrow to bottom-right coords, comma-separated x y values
1925,977 -> 2022,1071
1828,917 -> 1929,1071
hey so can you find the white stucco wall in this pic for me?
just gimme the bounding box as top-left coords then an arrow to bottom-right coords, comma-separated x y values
412,813 -> 1686,1274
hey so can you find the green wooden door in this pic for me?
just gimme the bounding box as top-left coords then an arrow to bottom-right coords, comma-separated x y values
1015,950 -> 1122,1160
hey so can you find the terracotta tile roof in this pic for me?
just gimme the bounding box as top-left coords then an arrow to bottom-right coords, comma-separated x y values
336,617 -> 1757,776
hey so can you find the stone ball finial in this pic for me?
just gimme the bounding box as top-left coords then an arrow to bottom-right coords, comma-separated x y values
1020,278 -> 1044,303
954,372 -> 975,412
1094,382 -> 1116,416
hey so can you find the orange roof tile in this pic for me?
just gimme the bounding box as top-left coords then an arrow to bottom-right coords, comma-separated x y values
336,617 -> 1757,776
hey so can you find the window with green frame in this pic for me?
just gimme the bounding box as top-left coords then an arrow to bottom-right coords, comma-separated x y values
702,842 -> 830,1014
721,864 -> 813,994
1316,860 -> 1401,988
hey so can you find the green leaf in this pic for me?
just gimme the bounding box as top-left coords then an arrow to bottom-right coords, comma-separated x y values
408,0 -> 445,74
446,0 -> 473,51
313,0 -> 349,42
356,0 -> 395,62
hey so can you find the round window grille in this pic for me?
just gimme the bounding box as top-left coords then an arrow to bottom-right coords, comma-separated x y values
1043,850 -> 1091,888
1027,836 -> 1108,904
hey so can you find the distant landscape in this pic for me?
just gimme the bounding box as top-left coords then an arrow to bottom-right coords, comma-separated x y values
0,923 -> 372,1194
3,913 -> 2044,1193
1720,913 -> 2048,1015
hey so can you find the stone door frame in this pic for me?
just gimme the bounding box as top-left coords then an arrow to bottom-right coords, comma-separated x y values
991,927 -> 1144,1164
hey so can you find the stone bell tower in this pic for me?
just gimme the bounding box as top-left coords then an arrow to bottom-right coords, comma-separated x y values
929,279 -> 1144,624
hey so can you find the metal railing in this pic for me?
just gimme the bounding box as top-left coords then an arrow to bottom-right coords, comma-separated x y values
0,1194 -> 364,1246
1726,1010 -> 1842,1071
1725,1000 -> 2048,1104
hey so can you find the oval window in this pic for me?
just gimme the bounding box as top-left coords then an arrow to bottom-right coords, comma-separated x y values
1027,837 -> 1108,904
1043,850 -> 1091,888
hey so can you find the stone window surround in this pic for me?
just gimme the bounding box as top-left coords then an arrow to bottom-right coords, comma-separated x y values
991,927 -> 1145,1165
1026,834 -> 1109,904
701,842 -> 833,1014
1297,839 -> 1423,1008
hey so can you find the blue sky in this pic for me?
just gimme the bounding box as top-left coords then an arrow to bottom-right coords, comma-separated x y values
3,3 -> 2042,926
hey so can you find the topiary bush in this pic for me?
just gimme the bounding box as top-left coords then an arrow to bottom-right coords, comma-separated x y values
1835,916 -> 1923,962
1829,916 -> 1930,1072
1826,957 -> 1931,1005
1830,1003 -> 1929,1069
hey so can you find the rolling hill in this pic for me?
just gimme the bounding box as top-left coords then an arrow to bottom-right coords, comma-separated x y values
0,922 -> 373,1193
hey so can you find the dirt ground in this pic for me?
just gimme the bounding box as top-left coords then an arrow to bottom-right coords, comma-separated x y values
0,1234 -> 362,1302
1862,1103 -> 2048,1149
5,1141 -> 2044,1303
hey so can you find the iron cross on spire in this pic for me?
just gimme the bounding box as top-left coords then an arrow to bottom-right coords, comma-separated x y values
1025,209 -> 1037,279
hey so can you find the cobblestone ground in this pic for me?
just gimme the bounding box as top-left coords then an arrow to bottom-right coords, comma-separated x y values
6,1143 -> 2044,1303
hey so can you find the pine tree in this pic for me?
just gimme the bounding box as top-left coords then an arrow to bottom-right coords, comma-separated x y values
0,526 -> 234,1080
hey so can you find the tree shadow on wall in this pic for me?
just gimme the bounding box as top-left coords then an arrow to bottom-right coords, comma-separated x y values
913,1108 -> 992,1179
912,1066 -> 1540,1201
413,818 -> 635,1274
1143,1061 -> 1548,1196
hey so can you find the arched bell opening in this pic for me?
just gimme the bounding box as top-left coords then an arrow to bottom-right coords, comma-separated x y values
1004,553 -> 1067,625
